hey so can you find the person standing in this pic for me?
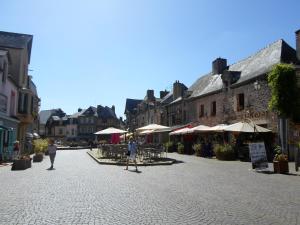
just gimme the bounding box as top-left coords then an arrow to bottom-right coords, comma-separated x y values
13,141 -> 20,160
47,139 -> 57,170
125,137 -> 138,171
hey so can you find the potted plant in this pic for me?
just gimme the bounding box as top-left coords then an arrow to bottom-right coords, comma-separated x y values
177,142 -> 184,154
33,139 -> 48,162
273,145 -> 289,174
192,143 -> 202,157
164,141 -> 174,153
213,144 -> 236,161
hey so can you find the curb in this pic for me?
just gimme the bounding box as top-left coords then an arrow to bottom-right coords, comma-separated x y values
87,151 -> 176,166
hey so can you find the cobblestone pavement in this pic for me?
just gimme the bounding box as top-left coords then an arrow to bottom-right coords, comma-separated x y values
0,150 -> 299,225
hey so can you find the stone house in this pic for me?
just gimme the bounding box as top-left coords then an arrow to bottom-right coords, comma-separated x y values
187,38 -> 298,131
44,109 -> 67,138
0,31 -> 40,152
78,105 -> 120,141
124,98 -> 142,132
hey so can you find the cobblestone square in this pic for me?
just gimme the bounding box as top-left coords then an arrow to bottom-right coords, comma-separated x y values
0,150 -> 299,225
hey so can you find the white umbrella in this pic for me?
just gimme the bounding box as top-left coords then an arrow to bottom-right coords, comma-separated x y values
224,122 -> 271,133
136,124 -> 170,131
94,127 -> 127,135
189,125 -> 211,133
139,129 -> 155,135
169,127 -> 192,135
207,124 -> 228,132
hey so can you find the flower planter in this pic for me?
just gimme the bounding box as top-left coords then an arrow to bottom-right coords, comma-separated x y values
216,153 -> 236,161
11,158 -> 32,170
33,153 -> 43,162
273,160 -> 289,174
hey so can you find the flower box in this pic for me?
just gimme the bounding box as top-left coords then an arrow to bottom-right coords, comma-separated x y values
33,153 -> 43,162
273,160 -> 289,174
11,158 -> 32,170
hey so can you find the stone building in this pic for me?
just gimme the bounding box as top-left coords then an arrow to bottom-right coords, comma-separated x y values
187,38 -> 298,131
164,81 -> 189,126
0,31 -> 40,153
78,105 -> 120,141
44,109 -> 67,138
124,98 -> 143,132
124,29 -> 300,157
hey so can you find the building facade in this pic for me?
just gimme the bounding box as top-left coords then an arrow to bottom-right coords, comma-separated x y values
0,31 -> 40,153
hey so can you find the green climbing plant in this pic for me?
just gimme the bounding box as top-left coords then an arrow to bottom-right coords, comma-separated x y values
267,63 -> 297,118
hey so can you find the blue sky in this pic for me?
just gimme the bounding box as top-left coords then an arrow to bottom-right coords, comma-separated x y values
1,0 -> 300,118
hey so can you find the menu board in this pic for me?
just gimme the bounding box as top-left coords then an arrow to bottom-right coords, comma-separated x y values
249,142 -> 268,170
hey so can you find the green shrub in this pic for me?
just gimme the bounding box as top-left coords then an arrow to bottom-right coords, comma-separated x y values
193,144 -> 202,156
33,139 -> 48,154
213,144 -> 235,160
177,142 -> 184,154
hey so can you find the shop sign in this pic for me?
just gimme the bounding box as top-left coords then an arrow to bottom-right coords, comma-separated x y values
249,142 -> 268,170
0,94 -> 7,113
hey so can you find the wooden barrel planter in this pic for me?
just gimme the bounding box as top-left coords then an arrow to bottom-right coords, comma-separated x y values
273,160 -> 289,174
11,158 -> 32,170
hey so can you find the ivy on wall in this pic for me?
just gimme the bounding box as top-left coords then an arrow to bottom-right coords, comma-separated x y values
267,63 -> 297,118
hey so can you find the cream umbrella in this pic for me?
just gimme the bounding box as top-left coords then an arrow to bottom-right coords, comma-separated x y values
94,127 -> 128,135
169,127 -> 192,135
224,122 -> 271,133
138,129 -> 155,135
136,124 -> 170,131
207,124 -> 228,132
189,125 -> 211,133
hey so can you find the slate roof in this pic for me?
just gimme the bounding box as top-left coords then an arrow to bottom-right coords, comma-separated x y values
81,106 -> 97,116
69,111 -> 84,118
160,91 -> 173,105
97,105 -> 117,119
124,98 -> 143,114
169,96 -> 183,105
189,39 -> 297,99
39,109 -> 57,125
0,31 -> 33,63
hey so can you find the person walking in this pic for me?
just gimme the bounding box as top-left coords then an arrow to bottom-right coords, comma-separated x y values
125,137 -> 138,171
47,139 -> 57,170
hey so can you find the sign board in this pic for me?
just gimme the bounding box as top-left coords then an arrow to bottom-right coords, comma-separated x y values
249,142 -> 268,170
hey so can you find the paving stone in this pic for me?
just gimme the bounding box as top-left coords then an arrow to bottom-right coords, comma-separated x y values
0,150 -> 299,225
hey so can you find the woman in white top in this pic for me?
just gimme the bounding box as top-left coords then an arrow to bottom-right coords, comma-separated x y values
125,137 -> 138,171
47,139 -> 57,170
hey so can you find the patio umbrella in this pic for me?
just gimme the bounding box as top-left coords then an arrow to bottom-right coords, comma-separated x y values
189,125 -> 211,133
207,124 -> 228,132
224,122 -> 271,133
136,124 -> 170,131
94,127 -> 127,135
169,127 -> 192,135
139,129 -> 155,135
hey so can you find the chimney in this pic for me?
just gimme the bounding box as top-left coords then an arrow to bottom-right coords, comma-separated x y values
173,80 -> 184,100
160,90 -> 169,99
296,29 -> 300,62
111,105 -> 115,113
78,108 -> 82,112
212,58 -> 227,75
146,89 -> 155,101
